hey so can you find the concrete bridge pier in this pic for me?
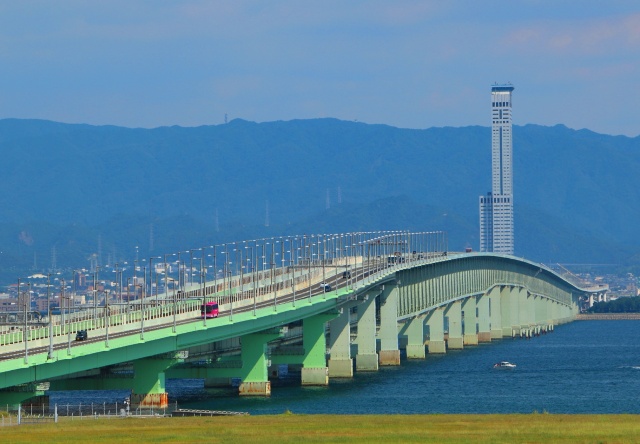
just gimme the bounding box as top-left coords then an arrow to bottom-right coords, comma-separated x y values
426,307 -> 446,353
355,290 -> 379,371
462,296 -> 478,345
534,295 -> 546,331
445,300 -> 463,349
378,284 -> 400,366
545,299 -> 555,332
519,289 -> 534,339
554,301 -> 570,325
477,292 -> 491,342
499,286 -> 513,337
238,331 -> 281,396
402,315 -> 426,359
509,286 -> 522,337
328,305 -> 355,377
131,357 -> 178,408
488,286 -> 503,339
301,313 -> 337,385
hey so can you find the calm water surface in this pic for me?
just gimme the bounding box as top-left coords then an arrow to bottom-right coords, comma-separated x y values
50,321 -> 640,414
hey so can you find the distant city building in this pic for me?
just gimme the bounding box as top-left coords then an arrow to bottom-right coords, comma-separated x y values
479,84 -> 514,254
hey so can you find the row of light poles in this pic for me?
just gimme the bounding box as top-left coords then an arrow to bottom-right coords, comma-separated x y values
10,231 -> 447,360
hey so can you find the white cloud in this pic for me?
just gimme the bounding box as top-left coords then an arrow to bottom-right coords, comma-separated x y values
506,13 -> 640,56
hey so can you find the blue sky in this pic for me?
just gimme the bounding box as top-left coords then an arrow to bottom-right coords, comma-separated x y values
0,1 -> 638,136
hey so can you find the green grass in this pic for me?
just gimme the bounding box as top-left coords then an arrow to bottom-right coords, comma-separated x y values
3,414 -> 640,443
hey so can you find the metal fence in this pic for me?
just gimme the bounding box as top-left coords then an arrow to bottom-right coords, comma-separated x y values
0,401 -> 180,426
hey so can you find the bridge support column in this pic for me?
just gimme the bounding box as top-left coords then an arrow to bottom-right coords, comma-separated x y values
518,288 -> 531,338
355,290 -> 379,371
426,307 -> 446,353
488,286 -> 503,339
500,286 -> 513,337
328,306 -> 354,378
404,315 -> 426,359
477,292 -> 491,342
378,284 -> 400,366
462,296 -> 478,345
131,358 -> 177,408
301,314 -> 336,385
556,302 -> 566,324
549,300 -> 558,325
545,298 -> 555,331
509,286 -> 521,337
555,300 -> 565,325
532,295 -> 545,336
445,300 -> 463,349
238,331 -> 281,396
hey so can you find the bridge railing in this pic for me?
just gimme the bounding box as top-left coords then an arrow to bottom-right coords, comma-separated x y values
0,231 -> 448,357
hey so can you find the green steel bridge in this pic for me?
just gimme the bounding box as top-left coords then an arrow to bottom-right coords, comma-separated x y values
0,231 -> 607,407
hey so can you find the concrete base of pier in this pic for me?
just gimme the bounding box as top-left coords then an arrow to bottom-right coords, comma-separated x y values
328,359 -> 353,378
491,329 -> 503,340
477,332 -> 492,343
301,367 -> 329,386
406,344 -> 426,359
379,350 -> 401,366
356,353 -> 379,371
447,337 -> 464,349
463,334 -> 479,346
238,381 -> 271,396
427,340 -> 446,353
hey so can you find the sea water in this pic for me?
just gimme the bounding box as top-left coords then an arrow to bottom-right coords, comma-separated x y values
49,320 -> 640,414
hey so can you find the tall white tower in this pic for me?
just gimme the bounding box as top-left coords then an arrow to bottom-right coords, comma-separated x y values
480,84 -> 514,254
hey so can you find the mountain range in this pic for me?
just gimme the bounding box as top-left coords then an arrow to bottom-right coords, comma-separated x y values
1,117 -> 639,284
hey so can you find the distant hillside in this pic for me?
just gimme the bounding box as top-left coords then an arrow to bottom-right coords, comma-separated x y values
0,118 -> 638,281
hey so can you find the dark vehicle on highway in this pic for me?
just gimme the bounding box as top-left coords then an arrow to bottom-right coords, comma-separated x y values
320,283 -> 331,292
75,330 -> 88,341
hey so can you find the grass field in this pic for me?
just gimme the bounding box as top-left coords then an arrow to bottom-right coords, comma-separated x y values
2,414 -> 640,443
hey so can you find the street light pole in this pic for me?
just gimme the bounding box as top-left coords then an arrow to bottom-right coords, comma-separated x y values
18,278 -> 29,364
105,290 -> 110,348
149,257 -> 154,301
93,267 -> 99,327
171,278 -> 177,333
62,279 -> 71,355
164,253 -> 169,302
47,273 -> 53,360
140,284 -> 145,340
246,242 -> 256,316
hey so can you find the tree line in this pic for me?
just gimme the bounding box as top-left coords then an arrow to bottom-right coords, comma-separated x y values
588,296 -> 640,313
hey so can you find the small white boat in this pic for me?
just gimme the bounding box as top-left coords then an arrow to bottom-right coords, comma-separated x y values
493,361 -> 516,369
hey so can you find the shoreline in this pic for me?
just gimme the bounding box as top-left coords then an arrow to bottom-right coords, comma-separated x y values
576,313 -> 640,320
